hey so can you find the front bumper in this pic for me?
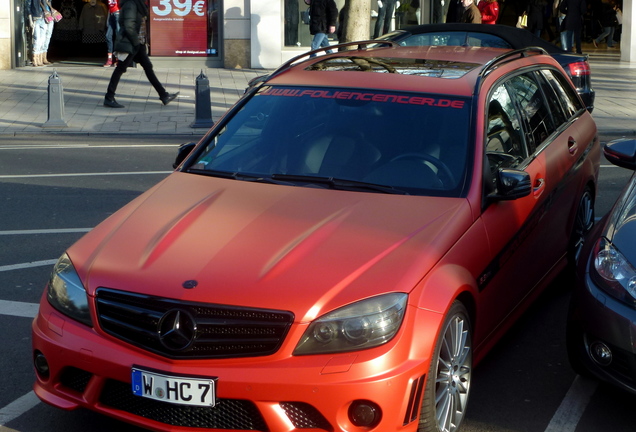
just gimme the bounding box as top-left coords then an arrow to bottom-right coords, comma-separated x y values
570,264 -> 636,395
32,297 -> 441,432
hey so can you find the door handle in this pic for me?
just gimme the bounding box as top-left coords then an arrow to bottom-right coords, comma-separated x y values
568,137 -> 577,155
533,177 -> 545,197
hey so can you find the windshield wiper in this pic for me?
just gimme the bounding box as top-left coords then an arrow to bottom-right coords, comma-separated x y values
187,169 -> 295,185
270,174 -> 409,194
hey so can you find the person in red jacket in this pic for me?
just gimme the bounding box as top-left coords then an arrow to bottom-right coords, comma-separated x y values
478,0 -> 500,24
104,0 -> 120,67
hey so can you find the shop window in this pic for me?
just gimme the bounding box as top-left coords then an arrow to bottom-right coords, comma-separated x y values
283,0 -> 422,49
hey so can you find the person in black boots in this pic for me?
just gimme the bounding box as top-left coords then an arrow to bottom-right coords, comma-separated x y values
104,0 -> 178,108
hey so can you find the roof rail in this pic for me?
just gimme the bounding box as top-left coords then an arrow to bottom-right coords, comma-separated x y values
259,40 -> 400,86
480,46 -> 548,78
473,46 -> 548,96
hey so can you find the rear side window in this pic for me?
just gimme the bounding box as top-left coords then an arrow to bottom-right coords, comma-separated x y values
534,70 -> 568,127
506,73 -> 556,152
540,69 -> 585,119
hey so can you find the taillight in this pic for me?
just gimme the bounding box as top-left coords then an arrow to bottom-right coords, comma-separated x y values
568,61 -> 591,77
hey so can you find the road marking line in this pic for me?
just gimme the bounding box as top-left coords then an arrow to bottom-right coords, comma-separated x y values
0,391 -> 40,426
0,171 -> 171,179
0,228 -> 92,236
0,260 -> 58,272
544,375 -> 598,432
0,300 -> 39,319
0,144 -> 179,150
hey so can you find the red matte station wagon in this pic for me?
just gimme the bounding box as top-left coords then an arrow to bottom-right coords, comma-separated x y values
32,42 -> 600,432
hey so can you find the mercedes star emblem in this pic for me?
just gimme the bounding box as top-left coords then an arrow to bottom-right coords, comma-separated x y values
158,309 -> 197,351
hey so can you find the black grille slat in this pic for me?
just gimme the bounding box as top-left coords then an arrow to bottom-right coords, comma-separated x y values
60,367 -> 93,393
98,298 -> 164,324
95,288 -> 294,359
100,379 -> 268,431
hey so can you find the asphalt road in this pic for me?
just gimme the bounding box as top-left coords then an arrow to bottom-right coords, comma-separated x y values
0,134 -> 634,432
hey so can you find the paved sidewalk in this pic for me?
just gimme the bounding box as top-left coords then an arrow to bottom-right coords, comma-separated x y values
0,45 -> 634,137
0,65 -> 266,136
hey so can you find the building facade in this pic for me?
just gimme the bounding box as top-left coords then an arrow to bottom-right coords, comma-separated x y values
1,0 -> 635,70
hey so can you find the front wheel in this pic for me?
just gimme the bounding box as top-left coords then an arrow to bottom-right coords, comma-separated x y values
419,301 -> 472,432
569,187 -> 595,267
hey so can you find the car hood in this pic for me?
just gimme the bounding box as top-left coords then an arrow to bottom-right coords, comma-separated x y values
69,172 -> 472,321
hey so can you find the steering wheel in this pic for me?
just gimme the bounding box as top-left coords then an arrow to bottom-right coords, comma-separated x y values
389,153 -> 456,188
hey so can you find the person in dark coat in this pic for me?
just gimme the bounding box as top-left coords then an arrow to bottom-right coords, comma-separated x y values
104,0 -> 178,108
446,0 -> 465,22
309,0 -> 338,55
560,0 -> 586,53
526,0 -> 547,37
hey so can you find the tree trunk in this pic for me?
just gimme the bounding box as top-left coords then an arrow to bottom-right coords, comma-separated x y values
339,0 -> 371,43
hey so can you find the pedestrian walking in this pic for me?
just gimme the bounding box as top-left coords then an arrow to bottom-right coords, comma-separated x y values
104,0 -> 178,108
309,0 -> 338,55
560,0 -> 586,53
593,0 -> 619,48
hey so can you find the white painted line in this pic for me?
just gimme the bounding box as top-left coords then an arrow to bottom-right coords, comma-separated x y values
0,144 -> 180,150
0,391 -> 41,426
0,300 -> 39,319
544,375 -> 598,432
0,259 -> 58,272
0,228 -> 92,236
0,171 -> 172,179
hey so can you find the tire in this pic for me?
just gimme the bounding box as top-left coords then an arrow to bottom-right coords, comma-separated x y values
568,187 -> 595,268
419,302 -> 472,432
565,300 -> 593,378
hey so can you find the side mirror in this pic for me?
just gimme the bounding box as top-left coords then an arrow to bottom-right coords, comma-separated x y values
604,139 -> 636,170
173,142 -> 197,169
488,169 -> 532,202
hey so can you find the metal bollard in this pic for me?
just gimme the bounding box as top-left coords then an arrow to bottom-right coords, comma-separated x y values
190,70 -> 214,128
43,70 -> 68,128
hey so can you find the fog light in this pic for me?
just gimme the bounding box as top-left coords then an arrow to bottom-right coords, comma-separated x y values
590,341 -> 612,366
348,400 -> 381,428
34,351 -> 50,379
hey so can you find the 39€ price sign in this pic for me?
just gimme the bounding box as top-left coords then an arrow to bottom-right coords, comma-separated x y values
150,0 -> 208,56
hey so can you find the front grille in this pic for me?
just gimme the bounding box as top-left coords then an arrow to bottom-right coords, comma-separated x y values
100,379 -> 268,431
95,288 -> 294,359
280,402 -> 332,430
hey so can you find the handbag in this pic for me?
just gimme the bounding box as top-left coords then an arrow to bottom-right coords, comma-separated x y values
52,8 -> 63,22
516,13 -> 528,28
301,7 -> 310,25
41,0 -> 62,23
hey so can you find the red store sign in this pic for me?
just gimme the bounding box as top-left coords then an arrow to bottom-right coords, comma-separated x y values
150,0 -> 208,56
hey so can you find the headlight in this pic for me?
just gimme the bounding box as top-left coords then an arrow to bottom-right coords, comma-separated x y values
293,293 -> 407,355
591,238 -> 636,306
47,253 -> 92,326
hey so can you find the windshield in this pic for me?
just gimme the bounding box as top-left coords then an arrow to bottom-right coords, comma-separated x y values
189,86 -> 471,197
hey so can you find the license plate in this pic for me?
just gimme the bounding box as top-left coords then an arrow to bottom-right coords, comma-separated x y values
132,367 -> 217,407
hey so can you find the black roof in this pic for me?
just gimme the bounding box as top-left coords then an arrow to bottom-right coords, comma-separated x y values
397,23 -> 568,55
